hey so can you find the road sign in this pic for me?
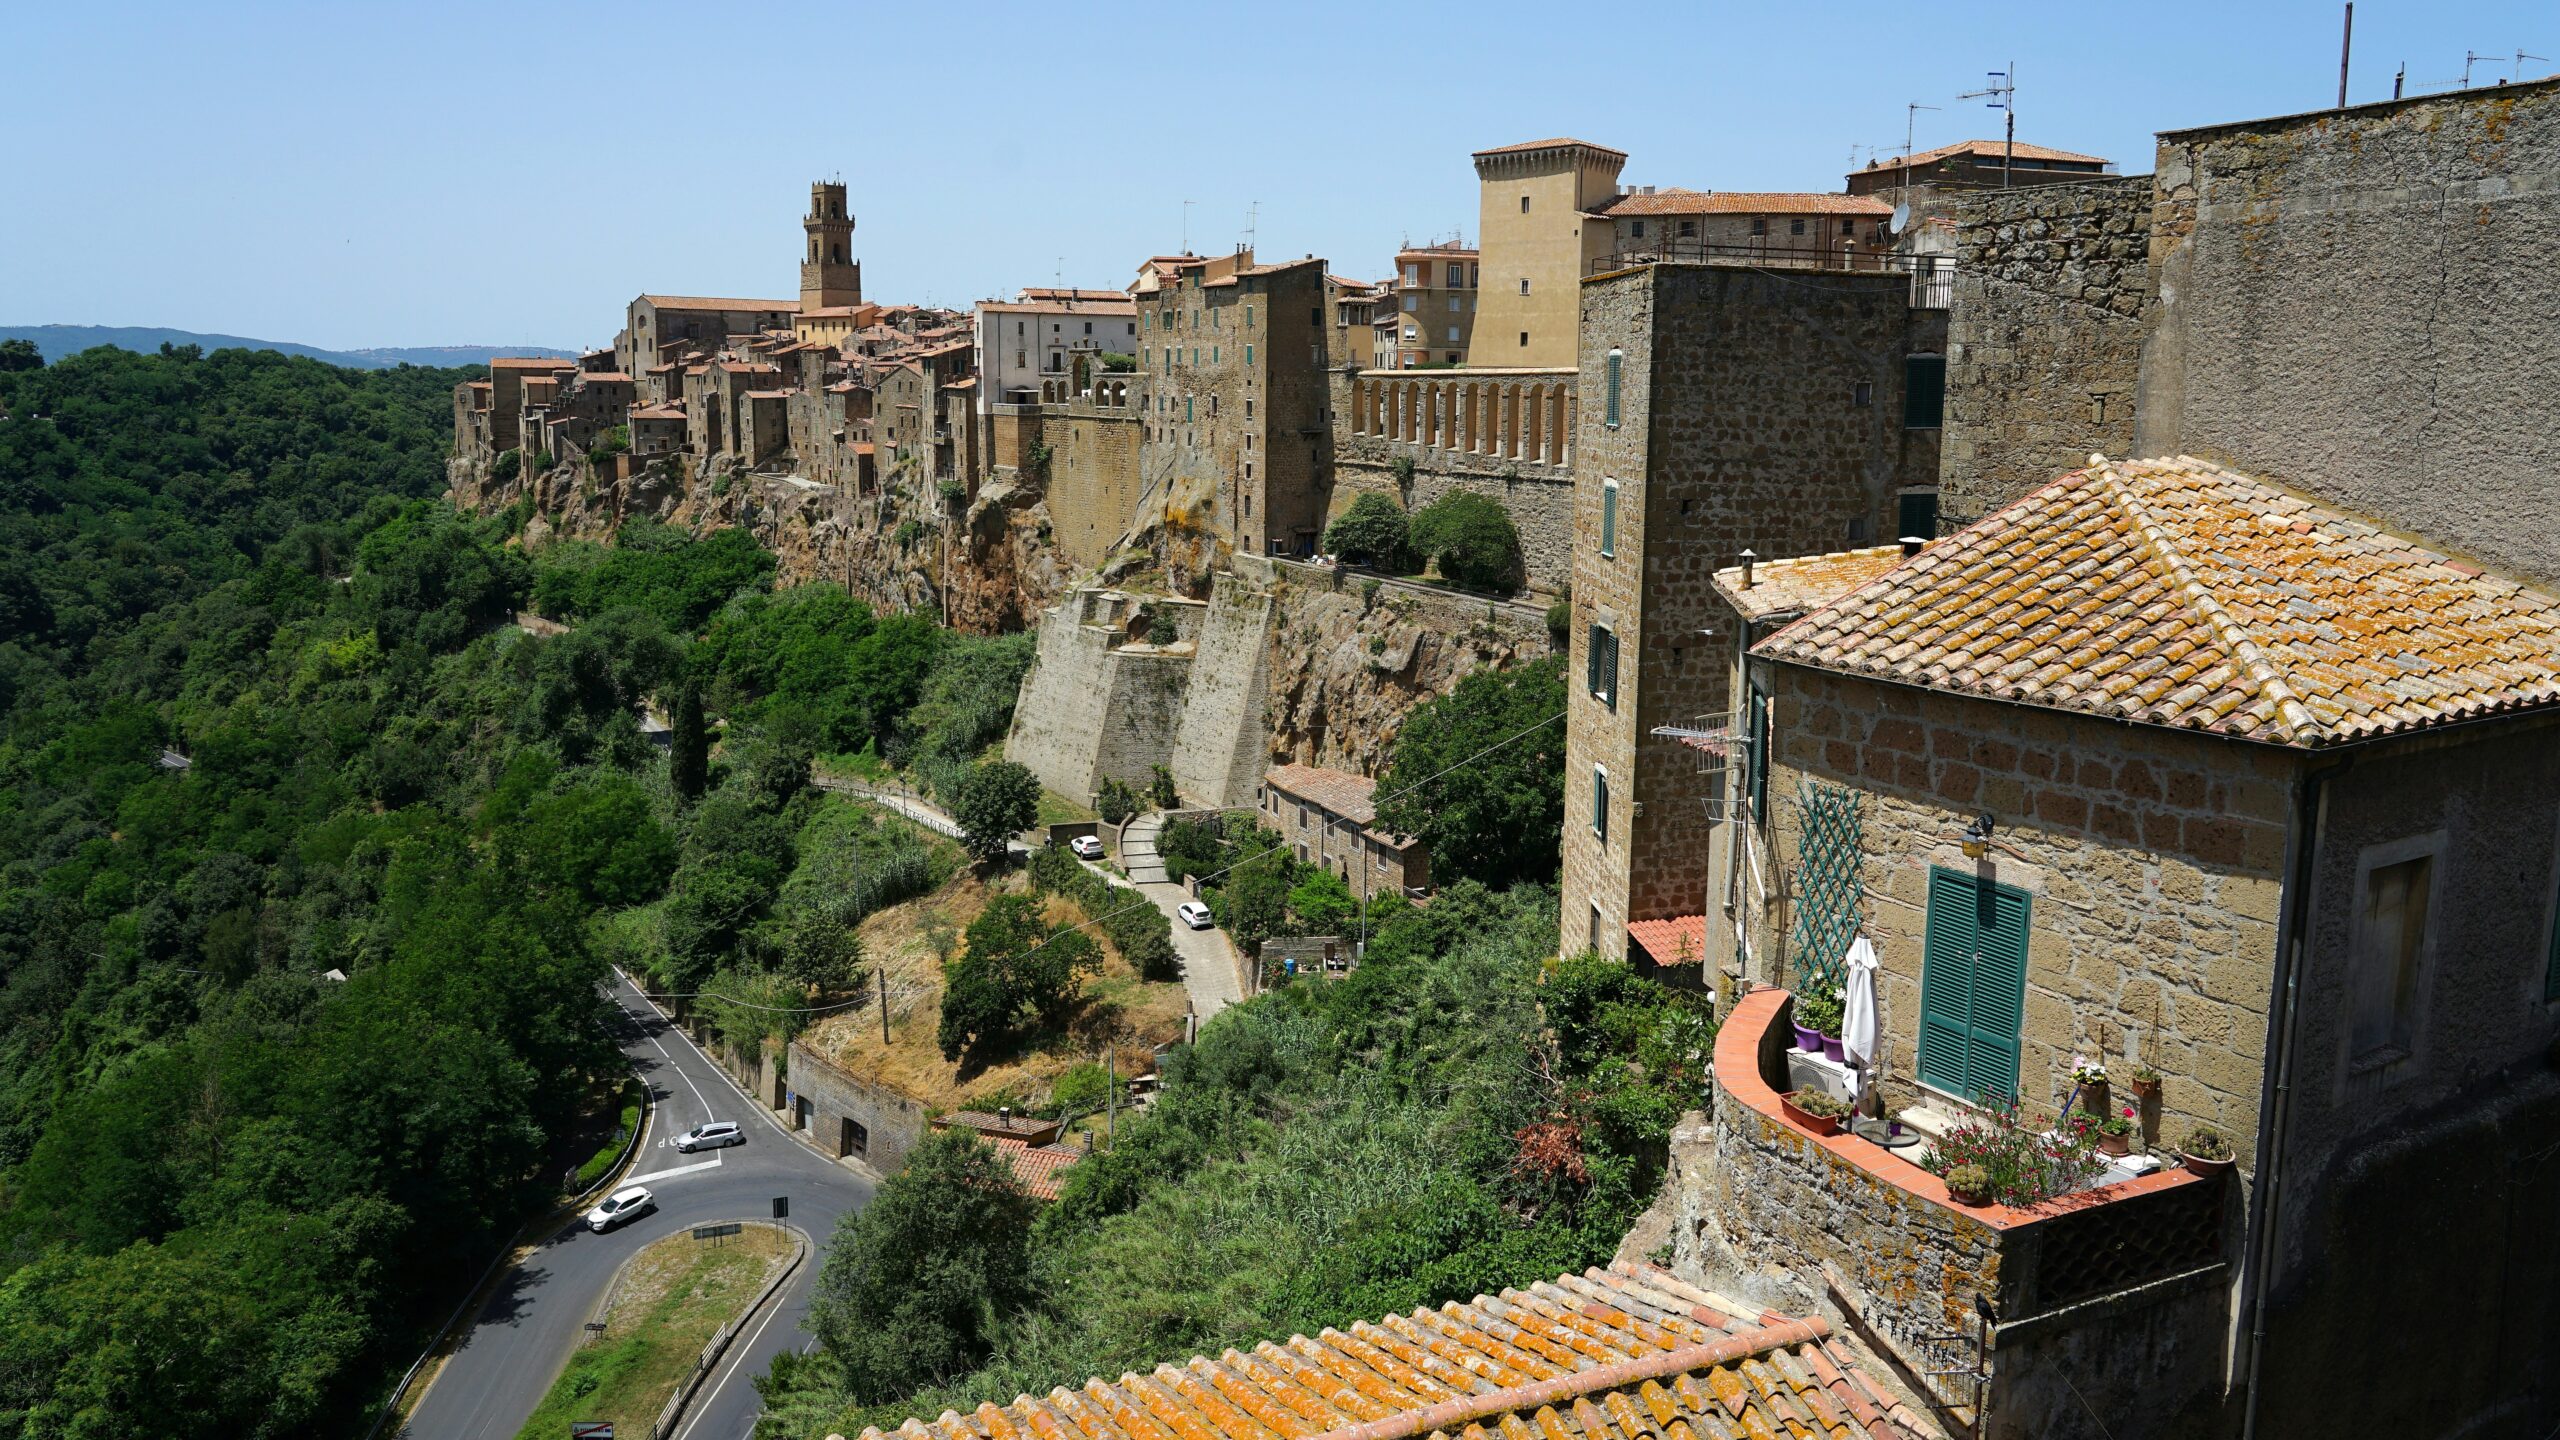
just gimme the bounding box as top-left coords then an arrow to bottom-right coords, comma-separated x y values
691,1222 -> 742,1241
572,1424 -> 614,1439
772,1195 -> 789,1219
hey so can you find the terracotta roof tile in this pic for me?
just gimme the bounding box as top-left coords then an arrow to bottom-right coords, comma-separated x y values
1589,189 -> 1893,218
1884,138 -> 2108,168
640,293 -> 800,313
1713,545 -> 1912,623
989,1136 -> 1082,1202
1264,764 -> 1378,826
1755,456 -> 2560,747
861,1264 -> 1934,1440
1627,916 -> 1708,967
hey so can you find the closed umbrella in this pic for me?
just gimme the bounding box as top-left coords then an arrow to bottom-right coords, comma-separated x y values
1841,935 -> 1881,1072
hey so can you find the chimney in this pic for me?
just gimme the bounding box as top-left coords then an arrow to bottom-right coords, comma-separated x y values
1739,548 -> 1757,588
997,1106 -> 1012,1126
1900,535 -> 1926,557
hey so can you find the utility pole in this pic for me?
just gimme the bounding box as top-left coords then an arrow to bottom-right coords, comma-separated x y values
2337,3 -> 2353,109
877,966 -> 890,1044
1105,1043 -> 1116,1144
1959,66 -> 2016,188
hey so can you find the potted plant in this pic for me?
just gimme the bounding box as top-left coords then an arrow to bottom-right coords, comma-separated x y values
1788,992 -> 1826,1053
1781,1087 -> 1849,1137
2093,1106 -> 2138,1158
2177,1125 -> 2237,1177
2069,1058 -> 2111,1116
1944,1163 -> 1994,1206
2129,1064 -> 2161,1103
1794,987 -> 1846,1062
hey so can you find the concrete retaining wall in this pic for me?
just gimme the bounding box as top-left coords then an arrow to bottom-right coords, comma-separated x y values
783,1041 -> 928,1173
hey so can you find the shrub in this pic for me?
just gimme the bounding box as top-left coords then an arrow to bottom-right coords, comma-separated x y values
2179,1125 -> 2233,1160
1028,844 -> 1180,982
1095,778 -> 1140,827
1408,493 -> 1523,594
1545,598 -> 1570,645
491,447 -> 523,483
1098,352 -> 1137,373
1323,493 -> 1413,570
1146,614 -> 1176,645
892,519 -> 929,549
939,479 -> 967,510
586,424 -> 630,466
1148,764 -> 1177,809
1918,1097 -> 2104,1207
1791,986 -> 1844,1036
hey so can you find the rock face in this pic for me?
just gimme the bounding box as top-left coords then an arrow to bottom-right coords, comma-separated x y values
447,449 -> 1072,632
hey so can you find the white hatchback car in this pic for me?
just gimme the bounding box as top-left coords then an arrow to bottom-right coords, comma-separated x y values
1070,835 -> 1106,861
585,1185 -> 656,1233
1176,900 -> 1214,930
675,1121 -> 744,1153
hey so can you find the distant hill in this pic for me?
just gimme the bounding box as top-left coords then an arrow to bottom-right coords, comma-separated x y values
0,324 -> 577,371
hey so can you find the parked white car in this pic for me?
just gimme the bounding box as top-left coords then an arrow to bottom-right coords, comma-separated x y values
1176,900 -> 1214,930
585,1185 -> 656,1233
675,1121 -> 744,1153
1070,835 -> 1106,861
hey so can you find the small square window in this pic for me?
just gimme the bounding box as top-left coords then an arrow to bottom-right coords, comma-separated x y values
1518,278 -> 1530,296
1790,217 -> 1806,236
1518,331 -> 1529,347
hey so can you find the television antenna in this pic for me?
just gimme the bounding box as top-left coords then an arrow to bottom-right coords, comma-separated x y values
2517,49 -> 2552,82
1957,63 -> 2016,188
1896,101 -> 1941,228
1181,199 -> 1196,254
2461,50 -> 2504,86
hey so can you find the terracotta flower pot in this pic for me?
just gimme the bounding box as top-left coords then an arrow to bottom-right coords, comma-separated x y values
2180,1151 -> 2236,1177
2098,1131 -> 2132,1158
2131,1077 -> 2161,1103
1780,1093 -> 1842,1137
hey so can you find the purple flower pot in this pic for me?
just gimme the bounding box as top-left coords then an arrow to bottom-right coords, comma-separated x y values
1820,1034 -> 1847,1063
1792,1023 -> 1824,1052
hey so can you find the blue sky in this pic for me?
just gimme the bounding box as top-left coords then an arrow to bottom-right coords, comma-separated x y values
3,1 -> 2548,351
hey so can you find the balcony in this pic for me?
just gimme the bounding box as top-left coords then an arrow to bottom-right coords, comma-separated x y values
1705,988 -> 2228,1422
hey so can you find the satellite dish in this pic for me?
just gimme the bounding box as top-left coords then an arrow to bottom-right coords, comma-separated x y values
1891,202 -> 1911,232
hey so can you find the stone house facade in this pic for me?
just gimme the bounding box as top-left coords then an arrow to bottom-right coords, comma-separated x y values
1560,259 -> 1946,965
1390,242 -> 1476,366
1256,762 -> 1429,899
1468,138 -> 1626,367
1706,456 -> 2560,1439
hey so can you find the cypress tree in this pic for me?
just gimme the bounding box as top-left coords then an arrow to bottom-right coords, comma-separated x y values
669,682 -> 708,803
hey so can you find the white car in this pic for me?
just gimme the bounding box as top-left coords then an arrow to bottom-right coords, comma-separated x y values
1070,835 -> 1106,861
675,1121 -> 744,1153
1176,900 -> 1214,930
585,1185 -> 656,1233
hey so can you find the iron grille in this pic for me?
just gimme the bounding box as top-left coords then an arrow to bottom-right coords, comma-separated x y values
1788,780 -> 1866,995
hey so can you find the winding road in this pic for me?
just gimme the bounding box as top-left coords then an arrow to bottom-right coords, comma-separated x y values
400,971 -> 872,1440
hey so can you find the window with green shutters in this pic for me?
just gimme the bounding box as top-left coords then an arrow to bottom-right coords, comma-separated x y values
1586,624 -> 1617,711
1605,349 -> 1623,427
1904,354 -> 1946,429
1600,479 -> 1618,557
1593,766 -> 1609,844
1917,866 -> 2031,1102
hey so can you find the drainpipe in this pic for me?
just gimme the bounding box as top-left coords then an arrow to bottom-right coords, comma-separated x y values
2239,753 -> 2351,1440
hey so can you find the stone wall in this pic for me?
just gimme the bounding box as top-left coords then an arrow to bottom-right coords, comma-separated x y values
1328,369 -> 1576,593
991,384 -> 1146,572
1004,588 -> 1201,805
1168,569 -> 1275,808
1939,175 -> 2153,523
2136,78 -> 2560,589
783,1039 -> 927,1172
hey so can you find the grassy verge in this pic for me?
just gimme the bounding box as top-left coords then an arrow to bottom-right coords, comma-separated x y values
1035,788 -> 1096,827
513,1224 -> 796,1440
571,1077 -> 646,1193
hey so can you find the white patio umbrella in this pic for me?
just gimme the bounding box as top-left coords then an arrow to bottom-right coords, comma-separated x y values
1841,935 -> 1881,1072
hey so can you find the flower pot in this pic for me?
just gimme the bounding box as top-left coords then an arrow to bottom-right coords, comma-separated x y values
1947,1183 -> 1993,1207
1791,1023 -> 1824,1053
1780,1093 -> 1842,1137
2098,1131 -> 2132,1158
2078,1081 -> 2112,1117
1820,1033 -> 1847,1063
2180,1151 -> 2236,1178
2130,1077 -> 2161,1103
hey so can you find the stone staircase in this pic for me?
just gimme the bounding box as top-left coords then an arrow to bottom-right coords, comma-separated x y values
1120,813 -> 1171,884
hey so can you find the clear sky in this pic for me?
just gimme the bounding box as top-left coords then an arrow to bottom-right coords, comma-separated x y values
3,1 -> 2548,352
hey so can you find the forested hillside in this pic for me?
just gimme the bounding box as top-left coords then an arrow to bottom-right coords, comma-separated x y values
0,345 -> 1026,1438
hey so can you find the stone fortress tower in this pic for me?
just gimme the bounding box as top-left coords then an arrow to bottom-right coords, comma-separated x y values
801,180 -> 862,310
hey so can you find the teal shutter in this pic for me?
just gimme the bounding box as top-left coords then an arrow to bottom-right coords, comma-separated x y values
1593,768 -> 1609,844
1605,350 -> 1623,427
1920,867 -> 2031,1101
1904,355 -> 1946,428
1600,481 -> 1618,557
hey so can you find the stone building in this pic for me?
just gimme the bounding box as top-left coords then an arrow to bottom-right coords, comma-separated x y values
987,372 -> 1145,570
1584,189 -> 1894,267
1937,79 -> 2560,585
1845,138 -> 2113,205
1329,366 -> 1578,592
1559,257 -> 1946,965
799,179 -> 862,311
1390,241 -> 1476,366
616,293 -> 796,384
1257,762 -> 1429,898
1468,137 -> 1626,367
1694,455 -> 2560,1438
974,288 -> 1138,410
1133,250 -> 1333,557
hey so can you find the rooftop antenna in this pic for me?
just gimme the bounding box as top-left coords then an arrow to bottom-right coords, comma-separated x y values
1958,64 -> 2017,188
2462,50 -> 2503,87
2394,62 -> 2406,99
1244,199 -> 1259,257
1898,102 -> 1941,228
2519,49 -> 2551,81
2337,3 -> 2353,109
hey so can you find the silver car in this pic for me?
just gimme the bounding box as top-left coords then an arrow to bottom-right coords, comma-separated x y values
584,1185 -> 656,1233
676,1121 -> 744,1153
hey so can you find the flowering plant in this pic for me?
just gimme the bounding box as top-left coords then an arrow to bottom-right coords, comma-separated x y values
2098,1105 -> 2136,1138
1920,1096 -> 2105,1207
2068,1057 -> 2109,1088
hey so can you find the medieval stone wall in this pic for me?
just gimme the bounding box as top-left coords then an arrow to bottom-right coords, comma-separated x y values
1004,589 -> 1202,805
1168,570 -> 1275,808
1327,369 -> 1577,593
1939,175 -> 2154,523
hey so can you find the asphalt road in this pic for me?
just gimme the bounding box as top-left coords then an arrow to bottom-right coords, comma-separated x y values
400,970 -> 872,1440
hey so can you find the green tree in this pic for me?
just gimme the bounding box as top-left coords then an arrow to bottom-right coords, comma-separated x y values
950,760 -> 1038,865
514,774 -> 677,908
669,681 -> 709,803
1373,656 -> 1566,887
805,1129 -> 1036,1401
1322,492 -> 1413,571
1095,777 -> 1139,827
936,895 -> 1099,1060
0,337 -> 42,372
782,899 -> 867,996
1408,492 -> 1524,593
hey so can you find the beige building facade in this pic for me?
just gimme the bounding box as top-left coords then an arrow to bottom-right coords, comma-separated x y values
1468,138 -> 1625,368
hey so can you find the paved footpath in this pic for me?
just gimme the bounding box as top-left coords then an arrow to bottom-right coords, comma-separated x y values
399,972 -> 871,1440
1117,813 -> 1246,1019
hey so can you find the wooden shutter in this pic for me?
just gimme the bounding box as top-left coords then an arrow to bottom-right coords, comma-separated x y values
1917,869 -> 1977,1097
1920,867 -> 2031,1101
1968,878 -> 2031,1099
1601,480 -> 1618,557
1605,351 -> 1622,427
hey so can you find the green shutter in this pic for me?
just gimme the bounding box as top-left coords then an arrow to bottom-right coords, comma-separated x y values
1904,355 -> 1946,429
1594,767 -> 1608,844
1605,351 -> 1623,427
1601,481 -> 1618,557
1920,867 -> 2031,1101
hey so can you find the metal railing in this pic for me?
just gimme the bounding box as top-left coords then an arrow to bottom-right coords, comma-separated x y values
1589,238 -> 1942,278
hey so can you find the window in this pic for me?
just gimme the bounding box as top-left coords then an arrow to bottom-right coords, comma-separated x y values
1631,220 -> 1646,239
1841,218 -> 1856,235
1403,294 -> 1418,312
1904,355 -> 1946,429
2351,849 -> 2436,1063
1586,623 -> 1618,709
1083,321 -> 1093,334
1446,295 -> 1460,313
1750,217 -> 1768,237
1446,326 -> 1459,343
1790,217 -> 1806,236
1604,349 -> 1623,427
1446,261 -> 1464,285
1518,278 -> 1530,296
1917,868 -> 2033,1102
1518,332 -> 1529,347
1520,195 -> 1531,213
1404,263 -> 1420,284
1590,903 -> 1604,955
1600,478 -> 1618,556
1898,490 -> 1940,540
1853,381 -> 1873,407
1592,766 -> 1609,843
1185,395 -> 1193,423
1244,398 -> 1253,418
1678,219 -> 1696,237
1244,343 -> 1253,363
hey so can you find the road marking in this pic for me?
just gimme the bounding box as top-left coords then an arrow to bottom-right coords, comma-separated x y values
674,1268 -> 800,1440
611,988 -> 713,1115
624,1155 -> 723,1183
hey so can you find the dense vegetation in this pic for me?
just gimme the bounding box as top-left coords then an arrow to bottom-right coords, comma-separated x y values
759,885 -> 1714,1436
1375,656 -> 1567,887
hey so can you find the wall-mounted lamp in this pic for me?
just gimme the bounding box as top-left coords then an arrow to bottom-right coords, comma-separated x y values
1960,812 -> 1996,859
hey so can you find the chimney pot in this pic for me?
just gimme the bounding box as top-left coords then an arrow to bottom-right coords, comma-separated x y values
1900,535 -> 1926,557
1739,548 -> 1757,588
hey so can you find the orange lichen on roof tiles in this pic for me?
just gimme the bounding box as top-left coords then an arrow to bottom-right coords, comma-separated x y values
1713,545 -> 1913,623
860,1264 -> 1935,1440
1590,189 -> 1893,218
1263,764 -> 1379,826
1755,456 -> 2560,748
988,1136 -> 1081,1201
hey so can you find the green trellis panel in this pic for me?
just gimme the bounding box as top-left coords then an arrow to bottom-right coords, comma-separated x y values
1788,781 -> 1865,995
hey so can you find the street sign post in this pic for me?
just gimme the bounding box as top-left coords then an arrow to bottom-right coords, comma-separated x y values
691,1222 -> 742,1242
571,1423 -> 614,1439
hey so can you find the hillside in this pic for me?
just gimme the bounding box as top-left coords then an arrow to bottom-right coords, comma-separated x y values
0,323 -> 574,370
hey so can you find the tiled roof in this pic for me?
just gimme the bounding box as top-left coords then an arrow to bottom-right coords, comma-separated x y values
990,1136 -> 1082,1202
1473,137 -> 1628,159
578,371 -> 634,384
1713,546 -> 1913,623
1627,916 -> 1708,968
1755,456 -> 2560,747
490,356 -> 574,369
855,1263 -> 1934,1440
1264,764 -> 1379,826
640,293 -> 800,313
1881,139 -> 2108,168
941,1109 -> 1061,1142
1589,190 -> 1892,218
629,404 -> 686,421
744,388 -> 795,400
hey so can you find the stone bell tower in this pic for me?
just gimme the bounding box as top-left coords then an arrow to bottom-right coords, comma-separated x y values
800,181 -> 861,310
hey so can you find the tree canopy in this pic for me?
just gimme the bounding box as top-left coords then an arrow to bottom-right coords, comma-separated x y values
1373,656 -> 1566,887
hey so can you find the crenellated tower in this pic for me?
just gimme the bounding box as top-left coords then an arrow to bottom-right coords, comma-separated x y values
800,181 -> 861,310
